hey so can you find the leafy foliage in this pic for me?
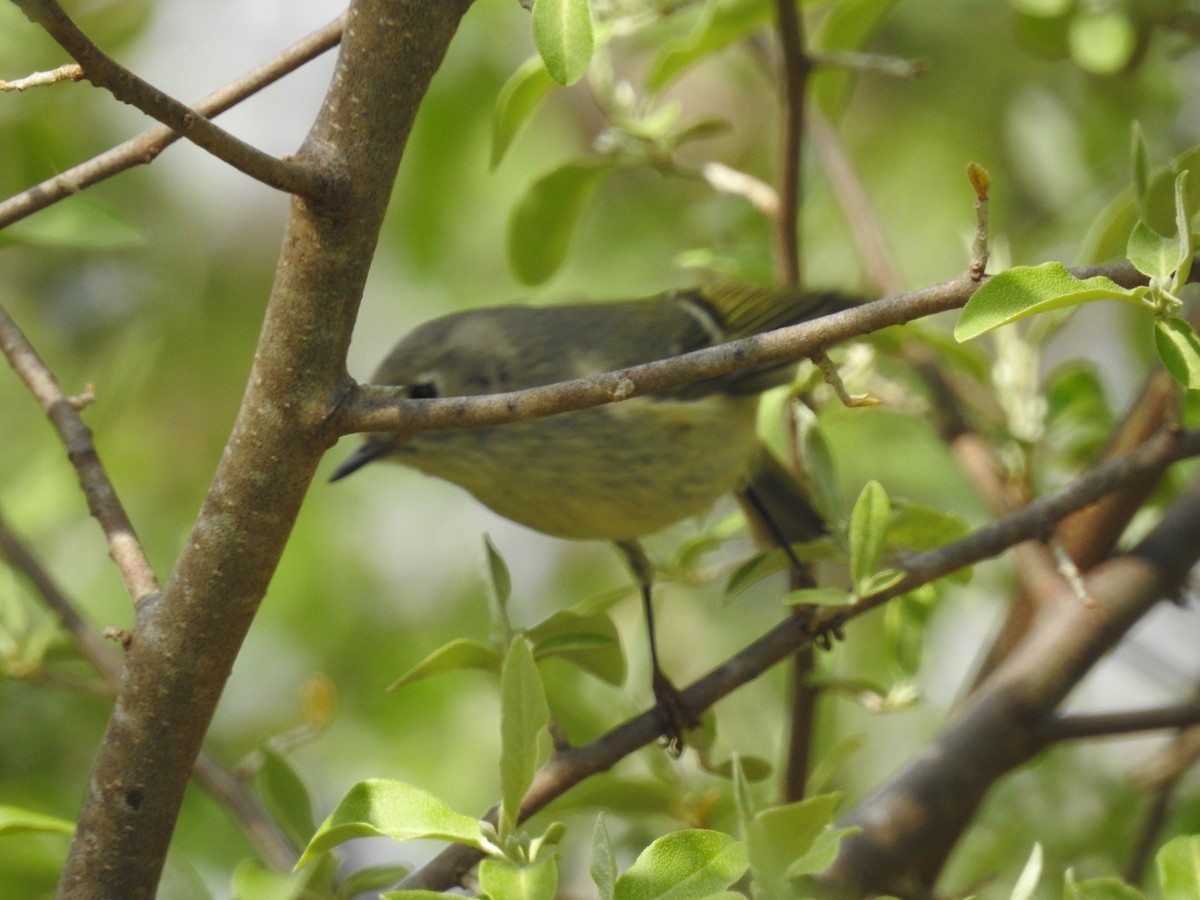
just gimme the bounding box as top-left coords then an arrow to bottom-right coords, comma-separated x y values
4,1 -> 1200,899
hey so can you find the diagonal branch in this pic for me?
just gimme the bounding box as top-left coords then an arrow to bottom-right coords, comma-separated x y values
336,260 -> 1158,440
0,510 -> 295,871
0,14 -> 345,230
821,474 -> 1200,897
399,427 -> 1200,891
0,507 -> 120,683
0,301 -> 159,607
9,0 -> 338,201
55,1 -> 474,896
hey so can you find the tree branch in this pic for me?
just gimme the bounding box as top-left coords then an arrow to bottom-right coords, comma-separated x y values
0,301 -> 159,607
773,0 -> 810,285
0,507 -> 120,683
0,14 -> 344,231
335,260 -> 1158,439
0,510 -> 295,872
0,61 -> 82,91
1038,700 -> 1200,743
8,0 -> 339,201
967,367 -> 1177,693
400,428 -> 1200,891
54,1 -> 473,896
821,475 -> 1200,897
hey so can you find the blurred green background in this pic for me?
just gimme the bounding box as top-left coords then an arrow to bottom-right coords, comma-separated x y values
2,0 -> 1199,897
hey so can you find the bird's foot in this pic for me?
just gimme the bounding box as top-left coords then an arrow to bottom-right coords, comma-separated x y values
652,669 -> 700,757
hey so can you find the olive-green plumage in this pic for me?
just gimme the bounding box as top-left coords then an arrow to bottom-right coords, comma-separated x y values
332,284 -> 834,544
332,284 -> 837,740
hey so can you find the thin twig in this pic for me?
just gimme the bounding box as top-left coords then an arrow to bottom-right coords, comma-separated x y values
0,302 -> 159,607
967,162 -> 990,280
812,428 -> 1200,626
774,0 -> 810,285
400,428 -> 1200,891
5,1 -> 343,207
970,368 -> 1177,691
0,62 -> 82,91
809,50 -> 927,79
773,0 -> 819,798
0,507 -> 120,683
1123,708 -> 1200,883
0,510 -> 296,871
339,260 -> 1158,438
1038,700 -> 1200,742
810,112 -> 903,296
824,476 -> 1200,896
1123,778 -> 1177,886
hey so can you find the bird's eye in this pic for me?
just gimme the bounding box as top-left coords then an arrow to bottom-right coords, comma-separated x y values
407,382 -> 438,399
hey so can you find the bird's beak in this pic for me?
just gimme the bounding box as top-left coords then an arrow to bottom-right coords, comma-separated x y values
329,436 -> 395,482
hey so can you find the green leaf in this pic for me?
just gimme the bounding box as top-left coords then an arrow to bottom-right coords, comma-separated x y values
806,733 -> 866,797
1125,171 -> 1193,291
726,540 -> 834,600
857,568 -> 907,599
884,588 -> 937,678
591,814 -> 618,900
614,830 -> 748,900
492,56 -> 557,169
546,774 -> 678,817
255,746 -> 315,849
485,534 -> 513,610
532,0 -> 593,86
1131,123 -> 1150,214
731,755 -> 756,833
782,587 -> 855,607
508,160 -> 610,284
499,637 -> 550,841
747,792 -> 841,893
0,195 -> 145,249
529,821 -> 567,863
886,503 -> 969,552
482,535 -> 511,633
672,118 -> 732,149
848,480 -> 890,594
229,859 -> 310,900
382,892 -> 458,899
1081,145 -> 1200,263
296,780 -> 487,869
811,0 -> 904,121
1062,874 -> 1144,899
0,805 -> 75,836
479,855 -> 559,900
1010,843 -> 1043,900
387,638 -> 502,691
797,408 -> 840,521
647,0 -> 772,90
1128,221 -> 1184,283
1154,318 -> 1200,389
527,609 -> 626,686
700,754 -> 773,782
338,864 -> 411,896
1172,171 -> 1193,288
783,824 -> 860,880
954,262 -> 1144,341
1156,834 -> 1200,899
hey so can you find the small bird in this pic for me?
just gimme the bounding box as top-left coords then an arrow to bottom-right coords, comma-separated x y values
332,283 -> 836,746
